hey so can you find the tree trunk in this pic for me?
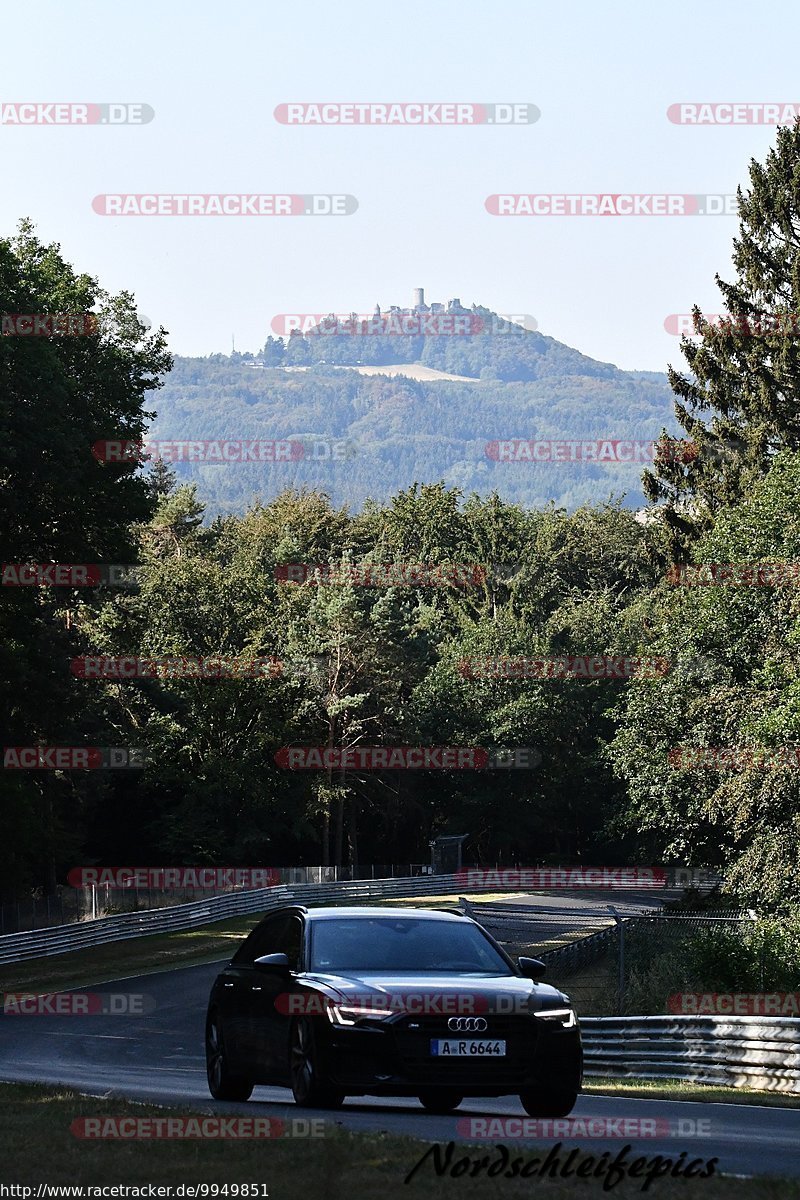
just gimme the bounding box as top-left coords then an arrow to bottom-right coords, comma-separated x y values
321,802 -> 330,868
334,787 -> 344,868
349,796 -> 359,870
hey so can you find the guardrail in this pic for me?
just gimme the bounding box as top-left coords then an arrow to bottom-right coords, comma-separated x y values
581,1015 -> 800,1094
0,874 -> 468,966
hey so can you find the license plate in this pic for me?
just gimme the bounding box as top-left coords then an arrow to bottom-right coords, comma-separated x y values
430,1039 -> 506,1056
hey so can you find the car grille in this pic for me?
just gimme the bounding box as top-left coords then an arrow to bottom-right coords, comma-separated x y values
391,1014 -> 539,1084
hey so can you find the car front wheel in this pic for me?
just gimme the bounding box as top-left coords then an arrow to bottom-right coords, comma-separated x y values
289,1017 -> 345,1109
206,1012 -> 254,1101
519,1089 -> 578,1118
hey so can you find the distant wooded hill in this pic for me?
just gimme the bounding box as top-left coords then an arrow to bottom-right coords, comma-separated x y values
146,306 -> 677,512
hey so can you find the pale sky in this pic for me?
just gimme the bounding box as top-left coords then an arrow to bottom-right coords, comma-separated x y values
1,0 -> 797,371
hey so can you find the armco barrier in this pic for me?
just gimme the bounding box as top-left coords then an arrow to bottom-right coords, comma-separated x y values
581,1015 -> 800,1094
0,870 -> 723,969
0,874 -> 469,966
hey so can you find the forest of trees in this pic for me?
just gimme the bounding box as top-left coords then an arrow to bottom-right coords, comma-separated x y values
4,121 -> 800,913
147,349 -> 675,514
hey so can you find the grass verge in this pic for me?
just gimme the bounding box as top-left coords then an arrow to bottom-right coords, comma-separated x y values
2,1083 -> 799,1195
584,1076 -> 800,1109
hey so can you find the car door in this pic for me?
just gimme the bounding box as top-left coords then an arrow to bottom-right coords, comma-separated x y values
230,913 -> 291,1077
249,913 -> 305,1084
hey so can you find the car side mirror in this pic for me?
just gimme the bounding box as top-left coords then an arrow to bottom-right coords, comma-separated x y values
518,956 -> 547,980
253,952 -> 290,974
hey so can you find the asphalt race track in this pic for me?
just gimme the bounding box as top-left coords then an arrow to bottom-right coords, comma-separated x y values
2,962 -> 800,1180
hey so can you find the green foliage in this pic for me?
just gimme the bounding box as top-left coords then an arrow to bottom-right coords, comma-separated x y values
145,333 -> 676,515
608,450 -> 800,908
0,221 -> 172,899
645,119 -> 800,553
623,915 -> 800,1014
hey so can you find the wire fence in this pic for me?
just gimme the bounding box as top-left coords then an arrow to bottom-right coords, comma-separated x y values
457,898 -> 757,1016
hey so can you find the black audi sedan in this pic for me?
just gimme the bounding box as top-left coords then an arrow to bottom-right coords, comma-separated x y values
205,905 -> 582,1115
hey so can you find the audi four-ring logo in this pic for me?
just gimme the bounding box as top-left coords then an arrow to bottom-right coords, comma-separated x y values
447,1016 -> 488,1032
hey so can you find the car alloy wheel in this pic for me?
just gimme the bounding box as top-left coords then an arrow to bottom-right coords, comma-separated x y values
205,1013 -> 253,1101
289,1017 -> 345,1109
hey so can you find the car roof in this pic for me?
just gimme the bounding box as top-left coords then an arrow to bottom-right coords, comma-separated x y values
261,905 -> 468,922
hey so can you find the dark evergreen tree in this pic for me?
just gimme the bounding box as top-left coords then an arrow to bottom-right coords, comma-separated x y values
644,120 -> 800,555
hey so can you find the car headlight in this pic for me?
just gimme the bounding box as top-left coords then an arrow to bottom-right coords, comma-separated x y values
326,1003 -> 395,1026
532,1007 -> 577,1028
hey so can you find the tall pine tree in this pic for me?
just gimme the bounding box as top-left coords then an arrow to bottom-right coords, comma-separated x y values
645,120 -> 800,554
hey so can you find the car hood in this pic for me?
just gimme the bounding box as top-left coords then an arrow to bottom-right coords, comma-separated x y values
300,971 -> 569,1013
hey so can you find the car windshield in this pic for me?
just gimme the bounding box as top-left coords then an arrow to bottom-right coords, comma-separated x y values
308,916 -> 510,973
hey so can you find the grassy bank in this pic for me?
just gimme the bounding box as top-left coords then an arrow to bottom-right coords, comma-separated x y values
1,1083 -> 798,1196
584,1076 -> 800,1109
